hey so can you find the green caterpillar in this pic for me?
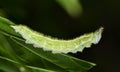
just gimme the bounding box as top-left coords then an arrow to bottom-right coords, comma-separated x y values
11,25 -> 103,54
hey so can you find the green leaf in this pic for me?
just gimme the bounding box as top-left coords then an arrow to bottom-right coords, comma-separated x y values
0,56 -> 56,72
0,16 -> 96,72
11,37 -> 95,72
0,33 -> 58,72
56,0 -> 83,17
0,16 -> 21,38
0,58 -> 20,72
6,36 -> 65,72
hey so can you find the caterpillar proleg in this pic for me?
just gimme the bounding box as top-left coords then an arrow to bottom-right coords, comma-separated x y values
11,25 -> 103,54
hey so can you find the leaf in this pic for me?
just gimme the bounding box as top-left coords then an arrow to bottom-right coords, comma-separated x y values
56,0 -> 83,17
0,16 -> 96,72
0,16 -> 21,38
6,35 -> 66,72
0,56 -> 56,72
0,58 -> 20,72
11,37 -> 95,72
0,32 -> 61,72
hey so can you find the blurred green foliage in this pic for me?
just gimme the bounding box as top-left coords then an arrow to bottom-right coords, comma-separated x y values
56,0 -> 82,17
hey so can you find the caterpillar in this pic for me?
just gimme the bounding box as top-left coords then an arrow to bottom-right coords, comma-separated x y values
11,25 -> 103,54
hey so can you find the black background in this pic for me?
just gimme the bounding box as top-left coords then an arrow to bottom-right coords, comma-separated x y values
0,0 -> 120,72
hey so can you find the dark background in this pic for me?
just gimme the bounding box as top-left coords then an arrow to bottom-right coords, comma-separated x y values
0,0 -> 120,72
